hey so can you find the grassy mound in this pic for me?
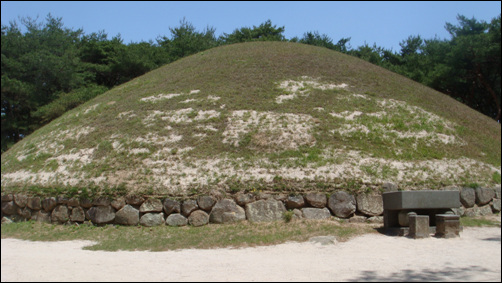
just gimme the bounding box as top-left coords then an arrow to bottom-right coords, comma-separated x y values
1,42 -> 500,197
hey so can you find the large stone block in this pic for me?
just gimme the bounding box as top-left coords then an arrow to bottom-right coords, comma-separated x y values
383,190 -> 460,210
115,205 -> 139,226
51,205 -> 69,224
356,193 -> 383,216
302,207 -> 332,220
460,187 -> 476,208
328,191 -> 356,218
27,197 -> 41,210
197,196 -> 216,212
125,195 -> 145,206
14,194 -> 28,208
188,210 -> 209,227
286,195 -> 305,209
181,199 -> 199,217
305,192 -> 327,208
42,197 -> 57,212
245,199 -> 286,223
163,198 -> 181,215
435,214 -> 460,238
165,213 -> 188,227
492,199 -> 501,212
234,193 -> 255,206
70,206 -> 86,223
140,213 -> 165,227
408,215 -> 429,239
140,198 -> 163,213
475,187 -> 495,206
1,201 -> 19,215
209,199 -> 245,224
87,205 -> 116,224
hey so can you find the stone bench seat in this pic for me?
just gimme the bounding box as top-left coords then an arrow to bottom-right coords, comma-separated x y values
382,190 -> 461,236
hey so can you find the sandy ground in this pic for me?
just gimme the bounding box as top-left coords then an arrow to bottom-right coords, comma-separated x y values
1,225 -> 500,282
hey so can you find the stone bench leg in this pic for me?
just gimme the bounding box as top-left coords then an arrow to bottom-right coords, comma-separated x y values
408,215 -> 429,239
435,214 -> 460,238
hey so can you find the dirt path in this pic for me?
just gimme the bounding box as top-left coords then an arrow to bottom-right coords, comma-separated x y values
1,226 -> 500,282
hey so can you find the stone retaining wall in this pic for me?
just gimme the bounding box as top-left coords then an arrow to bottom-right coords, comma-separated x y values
2,185 -> 500,226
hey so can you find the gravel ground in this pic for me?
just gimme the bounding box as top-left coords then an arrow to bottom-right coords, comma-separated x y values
1,225 -> 500,282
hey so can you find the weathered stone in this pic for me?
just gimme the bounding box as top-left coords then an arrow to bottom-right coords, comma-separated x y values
356,193 -> 383,216
435,214 -> 460,238
494,185 -> 501,199
478,204 -> 493,216
181,199 -> 198,217
398,211 -> 416,226
286,195 -> 305,209
464,206 -> 480,217
14,194 -> 28,208
234,193 -> 255,206
125,195 -> 145,206
56,195 -> 69,205
382,182 -> 398,192
87,205 -> 115,224
302,207 -> 332,220
140,198 -> 163,213
188,210 -> 210,227
79,198 -> 93,208
42,197 -> 57,212
367,216 -> 384,223
51,205 -> 69,224
209,199 -> 246,224
257,192 -> 273,200
305,192 -> 327,208
16,207 -> 32,220
140,212 -> 164,227
328,191 -> 356,218
93,196 -> 111,206
460,187 -> 476,208
292,209 -> 303,220
2,194 -> 14,202
349,215 -> 368,223
475,187 -> 495,206
1,201 -> 19,215
492,199 -> 501,212
165,213 -> 188,227
2,216 -> 13,224
197,196 -> 216,212
32,210 -> 51,223
245,199 -> 286,223
115,205 -> 139,226
163,198 -> 181,215
70,206 -> 86,222
68,197 -> 80,207
111,197 -> 126,210
27,197 -> 41,210
409,215 -> 429,239
451,207 -> 465,216
273,194 -> 288,202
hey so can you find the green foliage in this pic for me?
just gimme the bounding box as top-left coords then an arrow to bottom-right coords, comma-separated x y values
220,20 -> 285,44
282,210 -> 294,223
32,84 -> 108,125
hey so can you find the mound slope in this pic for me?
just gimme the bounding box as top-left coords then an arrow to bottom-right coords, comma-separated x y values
1,42 -> 500,197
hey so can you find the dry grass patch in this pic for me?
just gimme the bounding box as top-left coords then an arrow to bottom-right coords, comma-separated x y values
1,219 -> 378,252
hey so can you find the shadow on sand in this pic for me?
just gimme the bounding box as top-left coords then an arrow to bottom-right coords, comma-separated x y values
347,266 -> 495,282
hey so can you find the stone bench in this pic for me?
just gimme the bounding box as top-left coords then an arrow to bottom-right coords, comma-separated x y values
382,190 -> 461,236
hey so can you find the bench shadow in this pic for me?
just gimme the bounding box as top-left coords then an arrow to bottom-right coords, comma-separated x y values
346,266 -> 493,282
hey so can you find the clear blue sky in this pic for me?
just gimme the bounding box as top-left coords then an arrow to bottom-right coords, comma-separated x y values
1,1 -> 500,52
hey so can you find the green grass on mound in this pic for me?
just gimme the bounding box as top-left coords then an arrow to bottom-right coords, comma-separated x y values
1,42 -> 500,197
